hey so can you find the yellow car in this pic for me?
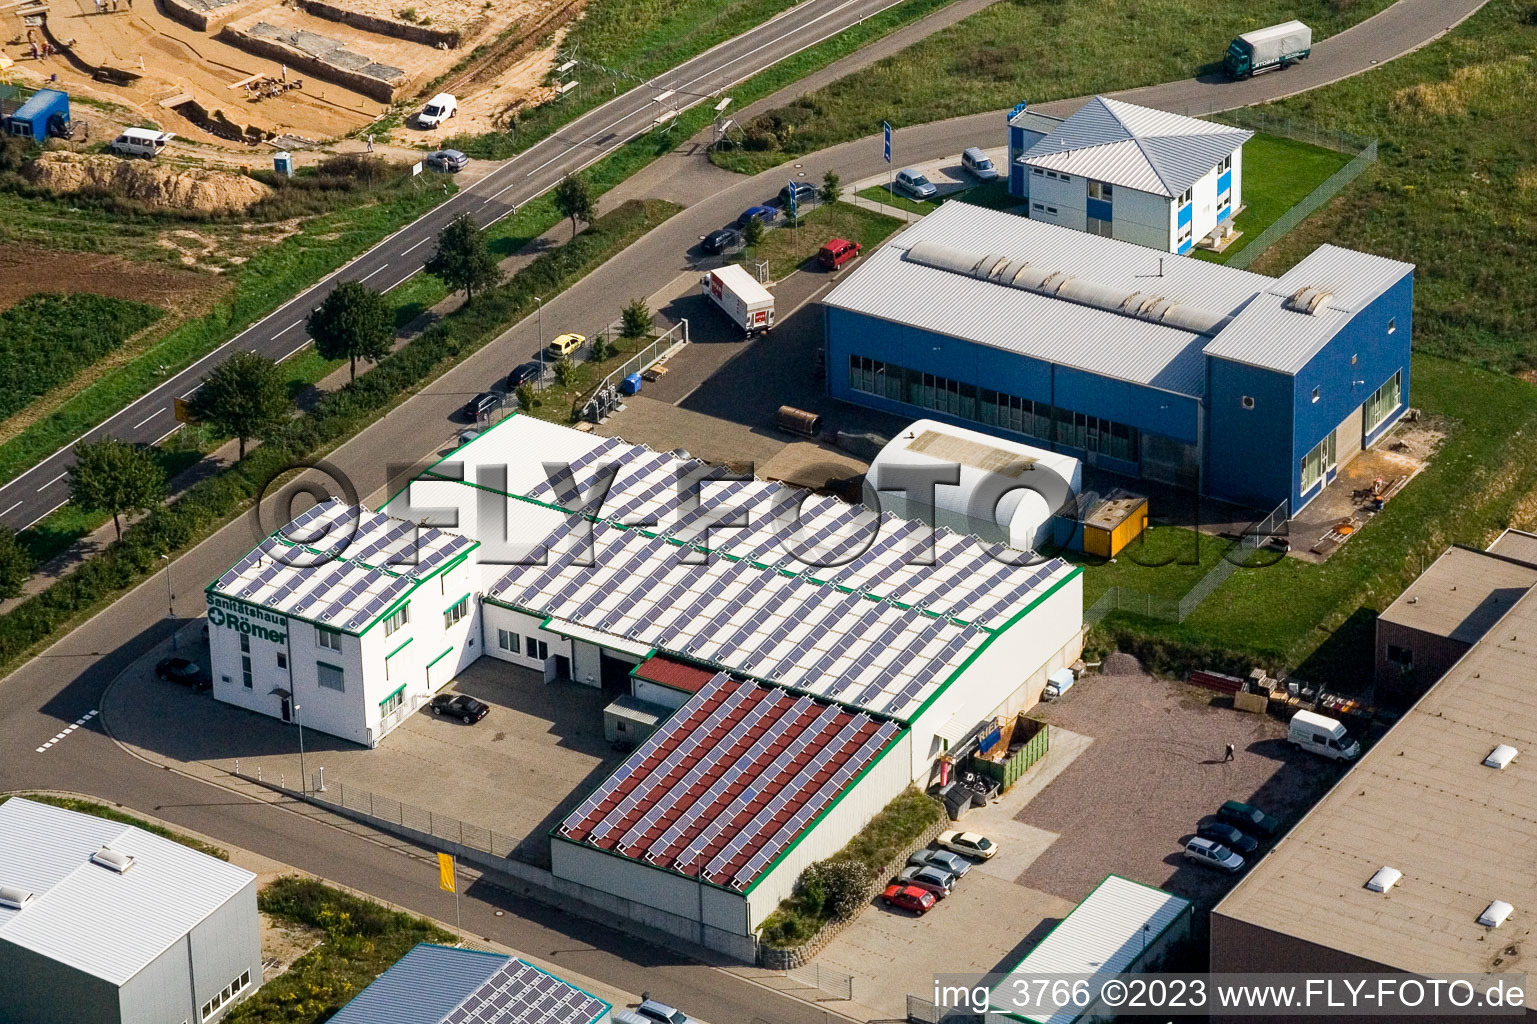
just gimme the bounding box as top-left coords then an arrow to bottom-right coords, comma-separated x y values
546,332 -> 586,359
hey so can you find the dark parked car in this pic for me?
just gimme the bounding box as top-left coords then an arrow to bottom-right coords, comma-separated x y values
907,847 -> 972,878
777,180 -> 819,211
702,228 -> 740,255
1196,821 -> 1260,855
425,149 -> 469,172
1217,799 -> 1281,837
428,693 -> 490,724
464,391 -> 500,421
155,656 -> 210,691
736,205 -> 777,228
507,361 -> 542,388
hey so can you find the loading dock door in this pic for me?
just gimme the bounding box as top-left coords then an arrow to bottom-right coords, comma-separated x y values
1336,404 -> 1365,468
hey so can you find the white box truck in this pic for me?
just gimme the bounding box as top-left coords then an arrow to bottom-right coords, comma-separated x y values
701,264 -> 774,337
1288,709 -> 1360,761
1224,21 -> 1311,79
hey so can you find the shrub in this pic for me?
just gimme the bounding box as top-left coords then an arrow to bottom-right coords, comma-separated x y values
811,860 -> 870,921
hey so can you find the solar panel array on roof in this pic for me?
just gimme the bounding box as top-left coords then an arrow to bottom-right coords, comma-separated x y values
559,674 -> 899,891
446,959 -> 608,1024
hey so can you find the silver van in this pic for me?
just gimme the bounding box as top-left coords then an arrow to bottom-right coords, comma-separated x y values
961,147 -> 999,182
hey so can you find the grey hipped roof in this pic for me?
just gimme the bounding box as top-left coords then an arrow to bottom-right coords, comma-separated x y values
1021,96 -> 1251,197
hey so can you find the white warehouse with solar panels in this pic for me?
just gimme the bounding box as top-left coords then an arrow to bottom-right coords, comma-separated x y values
206,414 -> 1085,957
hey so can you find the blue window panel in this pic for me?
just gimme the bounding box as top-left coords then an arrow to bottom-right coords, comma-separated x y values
1177,238 -> 1193,255
1217,205 -> 1232,224
1086,197 -> 1112,222
1177,203 -> 1193,227
1218,170 -> 1232,195
1010,162 -> 1026,199
1010,126 -> 1024,153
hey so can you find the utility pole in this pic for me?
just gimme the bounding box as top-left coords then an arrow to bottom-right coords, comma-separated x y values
294,699 -> 307,797
535,296 -> 545,383
160,554 -> 176,651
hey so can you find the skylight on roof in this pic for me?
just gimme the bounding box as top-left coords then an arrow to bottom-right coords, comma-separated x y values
1365,867 -> 1401,893
0,884 -> 34,909
90,846 -> 135,874
1478,900 -> 1514,928
1484,744 -> 1518,769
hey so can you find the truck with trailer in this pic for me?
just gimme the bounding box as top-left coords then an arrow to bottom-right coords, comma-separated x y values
701,264 -> 774,337
1223,20 -> 1311,79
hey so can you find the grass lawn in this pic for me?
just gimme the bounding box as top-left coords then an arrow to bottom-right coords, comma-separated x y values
1074,525 -> 1233,607
712,0 -> 1395,175
736,201 -> 904,280
1191,132 -> 1352,265
855,184 -> 938,216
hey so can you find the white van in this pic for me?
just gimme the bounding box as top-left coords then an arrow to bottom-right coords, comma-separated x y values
961,147 -> 999,182
109,128 -> 175,158
1288,709 -> 1360,760
417,93 -> 458,129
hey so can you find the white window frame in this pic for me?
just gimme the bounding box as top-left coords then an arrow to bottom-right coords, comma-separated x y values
317,661 -> 345,693
497,628 -> 521,654
316,626 -> 343,652
382,604 -> 408,637
1364,370 -> 1403,434
443,596 -> 469,630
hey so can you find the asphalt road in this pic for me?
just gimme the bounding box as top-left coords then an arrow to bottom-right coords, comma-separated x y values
0,0 -> 925,533
0,0 -> 1487,1017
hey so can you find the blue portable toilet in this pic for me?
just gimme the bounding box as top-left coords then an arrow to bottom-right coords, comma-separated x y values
618,372 -> 642,396
273,151 -> 294,177
5,88 -> 69,140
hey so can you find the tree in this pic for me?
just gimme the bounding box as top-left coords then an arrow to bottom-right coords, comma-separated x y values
808,860 -> 869,921
553,357 -> 578,388
307,280 -> 393,381
821,170 -> 842,205
620,298 -> 652,341
741,214 -> 765,251
425,213 -> 503,304
68,438 -> 166,541
0,525 -> 33,599
189,351 -> 288,460
515,382 -> 536,411
588,335 -> 612,362
554,174 -> 594,239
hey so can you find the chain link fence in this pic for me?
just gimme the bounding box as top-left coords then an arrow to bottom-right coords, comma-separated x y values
786,963 -> 855,1002
290,775 -> 519,859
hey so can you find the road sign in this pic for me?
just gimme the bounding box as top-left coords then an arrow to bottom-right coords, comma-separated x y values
787,179 -> 797,218
173,398 -> 196,424
883,121 -> 891,163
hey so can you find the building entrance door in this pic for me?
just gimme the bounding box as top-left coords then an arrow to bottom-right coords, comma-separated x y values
280,696 -> 292,723
553,654 -> 571,681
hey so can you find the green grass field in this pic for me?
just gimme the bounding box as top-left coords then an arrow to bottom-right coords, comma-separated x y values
1076,525 -> 1232,607
711,0 -> 1396,175
736,201 -> 904,280
855,184 -> 938,216
1192,133 -> 1352,265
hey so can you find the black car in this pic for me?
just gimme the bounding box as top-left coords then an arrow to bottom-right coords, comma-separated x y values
156,656 -> 210,691
777,180 -> 818,210
1196,820 -> 1259,856
507,361 -> 542,389
429,693 -> 490,724
702,228 -> 740,255
464,391 -> 500,421
1217,799 -> 1281,837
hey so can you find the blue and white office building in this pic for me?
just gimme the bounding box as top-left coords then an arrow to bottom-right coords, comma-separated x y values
823,202 -> 1414,514
1008,96 -> 1251,254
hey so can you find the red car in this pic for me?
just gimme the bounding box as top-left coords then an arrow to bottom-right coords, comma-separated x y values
881,883 -> 936,915
817,237 -> 861,270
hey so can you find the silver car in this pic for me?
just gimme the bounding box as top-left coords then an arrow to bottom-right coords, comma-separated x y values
1184,836 -> 1245,873
907,847 -> 972,878
895,168 -> 937,200
962,147 -> 999,182
898,864 -> 956,897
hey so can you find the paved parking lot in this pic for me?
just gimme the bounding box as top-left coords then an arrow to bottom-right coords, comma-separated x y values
104,640 -> 624,861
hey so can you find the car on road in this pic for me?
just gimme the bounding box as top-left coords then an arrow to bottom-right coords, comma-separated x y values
938,830 -> 997,859
155,657 -> 209,691
546,333 -> 586,359
736,205 -> 777,228
425,149 -> 469,173
1196,821 -> 1260,856
1183,836 -> 1245,873
897,865 -> 956,898
629,998 -> 692,1024
1217,799 -> 1281,838
817,237 -> 861,270
428,693 -> 490,724
895,168 -> 938,200
961,147 -> 1000,182
907,847 -> 972,878
702,228 -> 741,255
777,180 -> 819,211
881,883 -> 936,915
507,361 -> 543,388
464,391 -> 500,421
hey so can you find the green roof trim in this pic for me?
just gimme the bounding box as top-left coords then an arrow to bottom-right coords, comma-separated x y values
378,682 -> 408,707
355,540 -> 480,638
444,591 -> 472,612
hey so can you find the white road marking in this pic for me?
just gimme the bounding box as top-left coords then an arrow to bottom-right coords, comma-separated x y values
0,501 -> 20,517
401,236 -> 432,255
385,267 -> 423,292
354,263 -> 391,284
133,408 -> 165,429
37,472 -> 66,492
36,710 -> 97,753
284,318 -> 305,332
23,499 -> 67,530
281,340 -> 311,362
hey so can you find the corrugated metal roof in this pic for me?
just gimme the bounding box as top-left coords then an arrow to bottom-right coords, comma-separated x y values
823,202 -> 1271,398
996,874 -> 1191,1024
1203,244 -> 1413,373
634,654 -> 717,694
1021,96 -> 1250,197
0,798 -> 255,986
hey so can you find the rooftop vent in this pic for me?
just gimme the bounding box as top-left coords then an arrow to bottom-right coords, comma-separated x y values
0,885 -> 35,910
1366,867 -> 1402,893
1479,900 -> 1514,929
1285,286 -> 1334,315
90,846 -> 135,874
1485,744 -> 1519,770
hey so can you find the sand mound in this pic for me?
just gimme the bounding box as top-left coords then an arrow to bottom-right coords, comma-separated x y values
26,152 -> 271,213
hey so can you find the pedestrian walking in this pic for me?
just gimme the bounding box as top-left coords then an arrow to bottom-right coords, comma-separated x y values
280,64 -> 287,81
1223,742 -> 1235,762
366,133 -> 374,152
29,40 -> 38,59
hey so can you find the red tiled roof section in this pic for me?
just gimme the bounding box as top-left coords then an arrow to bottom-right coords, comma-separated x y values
633,654 -> 716,694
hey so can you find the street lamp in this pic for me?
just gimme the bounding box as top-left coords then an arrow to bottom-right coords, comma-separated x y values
160,554 -> 176,651
271,686 -> 307,796
535,295 -> 545,382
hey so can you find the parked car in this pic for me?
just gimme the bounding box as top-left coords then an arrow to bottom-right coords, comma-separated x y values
417,92 -> 458,128
961,147 -> 1000,182
777,180 -> 819,211
907,847 -> 972,878
881,883 -> 936,915
937,830 -> 997,860
546,333 -> 586,359
464,391 -> 500,421
1183,836 -> 1245,873
428,693 -> 490,724
817,237 -> 861,270
895,168 -> 938,200
736,205 -> 778,228
632,999 -> 692,1024
1217,799 -> 1281,837
155,657 -> 209,691
1196,821 -> 1259,856
897,865 -> 956,898
425,149 -> 469,172
702,228 -> 741,255
457,429 -> 480,447
507,361 -> 543,388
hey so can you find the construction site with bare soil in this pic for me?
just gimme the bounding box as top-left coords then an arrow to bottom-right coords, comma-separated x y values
0,0 -> 581,155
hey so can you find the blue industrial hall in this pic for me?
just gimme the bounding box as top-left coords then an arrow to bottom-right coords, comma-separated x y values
822,202 -> 1413,515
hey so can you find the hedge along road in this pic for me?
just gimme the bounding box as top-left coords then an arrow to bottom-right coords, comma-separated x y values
0,0 -> 941,534
0,0 -> 1488,1008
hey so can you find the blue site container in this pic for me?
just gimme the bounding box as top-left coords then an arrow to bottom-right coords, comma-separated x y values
5,88 -> 69,140
619,373 -> 643,396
